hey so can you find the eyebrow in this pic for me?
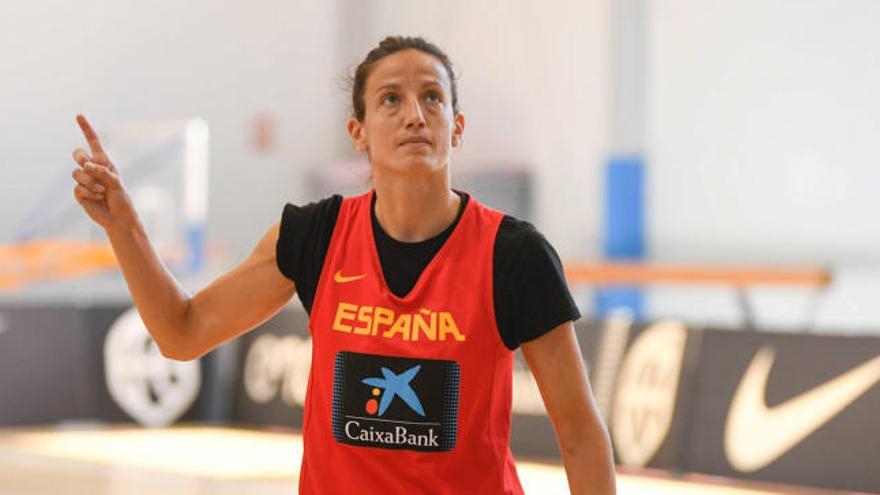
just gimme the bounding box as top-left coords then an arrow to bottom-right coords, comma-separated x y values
374,80 -> 444,94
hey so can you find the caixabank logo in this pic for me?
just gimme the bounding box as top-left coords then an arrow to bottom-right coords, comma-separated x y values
332,351 -> 460,452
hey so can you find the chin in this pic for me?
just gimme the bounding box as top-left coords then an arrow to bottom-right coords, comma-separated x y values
395,154 -> 441,172
373,153 -> 448,175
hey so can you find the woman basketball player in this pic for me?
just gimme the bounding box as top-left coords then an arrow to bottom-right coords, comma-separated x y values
71,36 -> 616,494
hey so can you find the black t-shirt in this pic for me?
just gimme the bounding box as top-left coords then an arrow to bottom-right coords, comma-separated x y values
275,191 -> 580,350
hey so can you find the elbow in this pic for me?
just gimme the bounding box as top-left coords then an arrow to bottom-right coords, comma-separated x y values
151,305 -> 201,361
166,298 -> 204,361
556,419 -> 613,457
153,323 -> 204,361
158,344 -> 196,361
558,429 -> 589,457
154,337 -> 198,361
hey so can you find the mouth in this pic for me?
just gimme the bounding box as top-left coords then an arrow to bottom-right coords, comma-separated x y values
398,137 -> 432,147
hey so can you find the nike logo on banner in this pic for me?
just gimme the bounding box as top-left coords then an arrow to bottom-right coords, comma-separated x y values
334,271 -> 366,283
725,346 -> 880,472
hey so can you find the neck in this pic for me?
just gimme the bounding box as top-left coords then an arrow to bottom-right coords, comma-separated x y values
372,167 -> 460,243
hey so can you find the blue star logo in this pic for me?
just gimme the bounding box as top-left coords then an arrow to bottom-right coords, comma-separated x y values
362,365 -> 426,417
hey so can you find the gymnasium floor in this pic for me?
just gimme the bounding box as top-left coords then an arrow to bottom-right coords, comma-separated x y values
0,424 -> 854,494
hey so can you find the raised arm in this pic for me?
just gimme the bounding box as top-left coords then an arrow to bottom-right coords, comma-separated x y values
521,321 -> 617,495
71,114 -> 296,361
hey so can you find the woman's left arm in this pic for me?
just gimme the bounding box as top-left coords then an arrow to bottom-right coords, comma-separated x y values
521,321 -> 617,495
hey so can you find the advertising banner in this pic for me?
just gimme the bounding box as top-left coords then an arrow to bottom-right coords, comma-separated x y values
683,329 -> 880,493
0,304 -> 213,427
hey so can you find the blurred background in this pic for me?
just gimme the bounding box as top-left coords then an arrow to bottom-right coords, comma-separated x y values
1,0 -> 878,494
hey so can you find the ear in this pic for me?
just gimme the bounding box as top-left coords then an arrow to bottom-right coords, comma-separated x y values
347,116 -> 368,153
451,113 -> 465,148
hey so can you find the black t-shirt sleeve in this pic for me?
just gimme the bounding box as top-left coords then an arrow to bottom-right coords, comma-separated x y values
275,195 -> 342,313
494,216 -> 581,350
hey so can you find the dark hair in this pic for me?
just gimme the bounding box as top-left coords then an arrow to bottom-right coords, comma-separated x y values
350,36 -> 459,122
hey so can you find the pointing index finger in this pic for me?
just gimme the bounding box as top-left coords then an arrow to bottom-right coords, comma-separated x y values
76,114 -> 106,156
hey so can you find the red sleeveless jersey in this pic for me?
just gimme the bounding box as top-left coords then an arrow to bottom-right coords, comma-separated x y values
298,190 -> 525,494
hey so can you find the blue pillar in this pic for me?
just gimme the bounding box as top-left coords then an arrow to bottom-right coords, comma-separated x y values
596,155 -> 645,319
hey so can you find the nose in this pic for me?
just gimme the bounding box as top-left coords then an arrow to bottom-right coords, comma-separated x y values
403,96 -> 426,129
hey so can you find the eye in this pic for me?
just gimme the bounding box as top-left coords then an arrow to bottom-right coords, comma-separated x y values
426,91 -> 441,103
381,93 -> 399,106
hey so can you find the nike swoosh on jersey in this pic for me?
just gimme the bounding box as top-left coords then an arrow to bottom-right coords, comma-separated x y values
334,271 -> 366,283
724,345 -> 880,472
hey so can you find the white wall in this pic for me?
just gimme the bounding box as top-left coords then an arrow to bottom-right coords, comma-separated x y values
1,0 -> 345,263
2,0 -> 611,302
646,0 -> 880,331
648,0 -> 880,262
340,0 -> 611,258
2,0 -> 608,272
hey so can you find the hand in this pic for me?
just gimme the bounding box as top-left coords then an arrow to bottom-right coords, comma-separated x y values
72,114 -> 138,232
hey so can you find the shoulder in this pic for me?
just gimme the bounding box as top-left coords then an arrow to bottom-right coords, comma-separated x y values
498,214 -> 540,240
493,214 -> 579,350
495,215 -> 558,262
281,195 -> 344,227
278,194 -> 344,245
276,194 -> 343,281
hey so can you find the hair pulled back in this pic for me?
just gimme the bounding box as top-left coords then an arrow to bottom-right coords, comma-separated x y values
350,36 -> 459,122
